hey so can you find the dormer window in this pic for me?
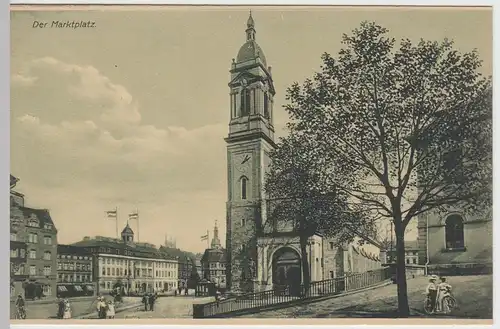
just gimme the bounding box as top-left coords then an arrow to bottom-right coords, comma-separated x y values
28,214 -> 39,228
44,224 -> 52,230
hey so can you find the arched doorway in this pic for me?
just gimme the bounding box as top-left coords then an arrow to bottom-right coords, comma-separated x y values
272,247 -> 301,296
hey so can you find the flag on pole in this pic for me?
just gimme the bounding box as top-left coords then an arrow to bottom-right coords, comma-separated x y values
129,212 -> 139,220
106,209 -> 117,219
200,234 -> 209,241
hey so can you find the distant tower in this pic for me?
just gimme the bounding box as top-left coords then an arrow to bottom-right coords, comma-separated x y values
225,12 -> 276,293
121,222 -> 134,243
211,220 -> 222,249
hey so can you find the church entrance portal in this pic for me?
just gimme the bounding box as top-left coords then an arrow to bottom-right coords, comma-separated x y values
272,247 -> 301,297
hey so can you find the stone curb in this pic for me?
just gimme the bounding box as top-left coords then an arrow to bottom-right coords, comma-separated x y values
75,302 -> 143,319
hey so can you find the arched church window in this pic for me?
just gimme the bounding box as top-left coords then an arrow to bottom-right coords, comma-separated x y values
240,89 -> 251,116
445,214 -> 465,249
264,92 -> 269,118
240,176 -> 248,200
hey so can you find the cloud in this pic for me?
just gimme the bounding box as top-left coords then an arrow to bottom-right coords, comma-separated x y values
11,73 -> 38,86
11,58 -> 227,250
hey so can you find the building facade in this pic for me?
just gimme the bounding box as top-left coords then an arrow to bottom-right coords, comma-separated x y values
224,15 -> 384,294
417,208 -> 492,268
387,240 -> 420,265
56,244 -> 95,297
201,221 -> 227,288
10,175 -> 58,299
72,223 -> 178,295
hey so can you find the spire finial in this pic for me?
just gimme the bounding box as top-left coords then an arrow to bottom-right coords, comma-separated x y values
247,10 -> 255,29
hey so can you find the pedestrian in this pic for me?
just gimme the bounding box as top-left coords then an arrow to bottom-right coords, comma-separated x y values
437,277 -> 453,314
148,293 -> 156,311
185,287 -> 188,296
62,299 -> 72,319
106,301 -> 116,319
97,296 -> 106,319
425,275 -> 439,314
57,298 -> 65,319
142,293 -> 149,311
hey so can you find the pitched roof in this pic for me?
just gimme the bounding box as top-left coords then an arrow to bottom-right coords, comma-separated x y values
201,248 -> 227,263
19,207 -> 57,230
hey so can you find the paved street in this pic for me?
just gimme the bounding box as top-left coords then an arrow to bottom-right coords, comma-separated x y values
112,296 -> 214,319
11,297 -> 97,319
240,275 -> 493,319
10,296 -> 142,319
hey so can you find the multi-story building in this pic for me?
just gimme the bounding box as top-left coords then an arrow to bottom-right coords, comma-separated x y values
178,256 -> 193,288
201,221 -> 227,288
71,223 -> 178,295
56,244 -> 95,297
10,174 -> 58,299
387,240 -> 420,265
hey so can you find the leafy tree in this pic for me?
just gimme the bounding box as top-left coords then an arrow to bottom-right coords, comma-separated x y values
265,132 -> 377,290
280,21 -> 491,316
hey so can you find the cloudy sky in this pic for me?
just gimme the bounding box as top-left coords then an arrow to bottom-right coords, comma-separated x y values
10,6 -> 492,252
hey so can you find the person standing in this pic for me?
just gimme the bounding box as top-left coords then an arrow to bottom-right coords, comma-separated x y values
425,275 -> 439,314
142,293 -> 149,311
148,293 -> 156,312
106,301 -> 116,319
57,298 -> 65,319
62,299 -> 72,319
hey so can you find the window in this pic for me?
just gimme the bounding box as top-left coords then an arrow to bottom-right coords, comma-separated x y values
42,285 -> 52,296
27,218 -> 39,228
44,251 -> 52,261
264,92 -> 269,118
445,215 -> 465,249
241,218 -> 246,226
28,233 -> 38,243
412,258 -> 417,264
102,267 -> 106,276
10,232 -> 17,241
10,249 -> 18,258
240,89 -> 251,116
43,266 -> 51,276
329,242 -> 334,250
29,249 -> 37,259
29,265 -> 36,275
406,258 -> 410,264
44,236 -> 52,245
106,268 -> 110,276
329,271 -> 334,279
241,177 -> 248,200
20,249 -> 26,258
57,262 -> 62,270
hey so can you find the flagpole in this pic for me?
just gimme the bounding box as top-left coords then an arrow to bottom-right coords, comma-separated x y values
207,230 -> 210,249
137,209 -> 140,243
116,206 -> 119,239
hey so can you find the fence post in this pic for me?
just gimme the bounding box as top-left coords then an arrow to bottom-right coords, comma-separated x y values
192,304 -> 205,319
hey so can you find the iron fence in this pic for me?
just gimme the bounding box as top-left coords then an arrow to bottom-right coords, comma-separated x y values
192,267 -> 391,318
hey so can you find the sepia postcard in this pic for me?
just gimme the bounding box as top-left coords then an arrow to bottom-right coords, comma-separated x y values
9,4 -> 493,325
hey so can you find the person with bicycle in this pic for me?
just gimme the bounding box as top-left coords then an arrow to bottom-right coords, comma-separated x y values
15,294 -> 26,319
425,275 -> 439,314
437,276 -> 453,314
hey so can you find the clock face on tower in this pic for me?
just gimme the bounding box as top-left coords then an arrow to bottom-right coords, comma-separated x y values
235,153 -> 252,173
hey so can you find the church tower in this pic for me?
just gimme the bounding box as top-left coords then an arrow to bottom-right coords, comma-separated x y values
211,220 -> 222,249
225,12 -> 276,293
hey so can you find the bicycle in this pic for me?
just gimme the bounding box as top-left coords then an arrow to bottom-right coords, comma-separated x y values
14,306 -> 26,319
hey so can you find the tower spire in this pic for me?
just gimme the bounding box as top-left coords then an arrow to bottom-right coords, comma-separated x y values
246,11 -> 256,41
211,220 -> 221,249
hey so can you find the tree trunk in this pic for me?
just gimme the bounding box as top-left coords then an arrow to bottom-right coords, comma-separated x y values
299,234 -> 311,296
394,224 -> 410,317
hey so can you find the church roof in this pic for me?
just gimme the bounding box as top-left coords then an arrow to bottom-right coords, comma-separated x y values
237,40 -> 267,67
121,223 -> 134,235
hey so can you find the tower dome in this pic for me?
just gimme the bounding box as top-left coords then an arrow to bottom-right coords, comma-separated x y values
236,12 -> 267,66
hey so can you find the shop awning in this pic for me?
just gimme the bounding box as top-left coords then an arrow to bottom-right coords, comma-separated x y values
57,285 -> 68,292
86,285 -> 94,291
74,285 -> 83,292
